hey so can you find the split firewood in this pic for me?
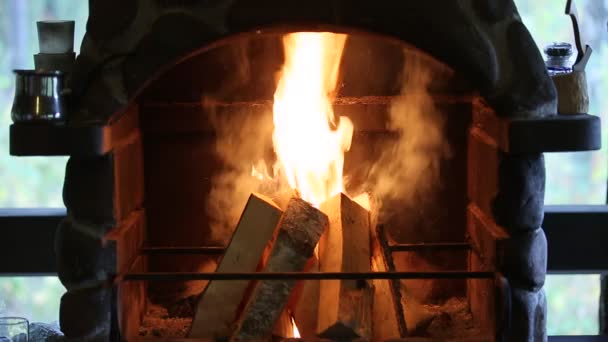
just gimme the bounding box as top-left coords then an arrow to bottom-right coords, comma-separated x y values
231,197 -> 328,341
189,193 -> 283,338
288,254 -> 320,340
317,193 -> 373,339
371,225 -> 404,339
366,194 -> 405,338
272,308 -> 299,339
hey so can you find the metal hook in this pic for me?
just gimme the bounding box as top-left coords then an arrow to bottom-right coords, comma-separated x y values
565,0 -> 592,71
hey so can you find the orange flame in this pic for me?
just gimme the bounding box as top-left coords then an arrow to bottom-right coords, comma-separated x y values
272,32 -> 353,207
290,315 -> 301,338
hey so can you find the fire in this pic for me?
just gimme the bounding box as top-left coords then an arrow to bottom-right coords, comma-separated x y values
353,192 -> 371,211
271,32 -> 353,207
291,315 -> 301,338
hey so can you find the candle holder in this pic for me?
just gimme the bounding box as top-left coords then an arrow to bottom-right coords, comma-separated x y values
11,70 -> 68,123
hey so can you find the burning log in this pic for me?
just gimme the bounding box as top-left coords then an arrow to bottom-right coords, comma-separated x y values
189,193 -> 283,338
288,254 -> 320,340
272,309 -> 299,339
317,193 -> 373,339
231,197 -> 328,341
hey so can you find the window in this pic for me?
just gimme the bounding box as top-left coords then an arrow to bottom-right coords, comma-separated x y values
545,274 -> 602,335
516,0 -> 607,335
0,277 -> 65,323
0,0 -> 88,323
516,0 -> 608,205
0,1 -> 88,208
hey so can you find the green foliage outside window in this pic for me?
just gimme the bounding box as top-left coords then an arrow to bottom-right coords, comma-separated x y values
0,0 -> 87,324
517,0 -> 608,205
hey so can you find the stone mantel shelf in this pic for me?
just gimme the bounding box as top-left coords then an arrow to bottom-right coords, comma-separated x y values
9,104 -> 140,157
501,114 -> 601,153
9,110 -> 601,157
9,123 -> 113,156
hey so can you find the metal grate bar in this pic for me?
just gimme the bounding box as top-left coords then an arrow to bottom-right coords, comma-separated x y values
121,270 -> 494,282
377,224 -> 408,337
140,246 -> 225,255
389,242 -> 471,252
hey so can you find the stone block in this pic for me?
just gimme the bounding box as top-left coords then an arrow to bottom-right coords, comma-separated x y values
123,13 -> 218,96
472,0 -> 516,23
88,0 -> 138,42
63,154 -> 115,227
500,20 -> 557,116
501,228 -> 547,291
493,153 -> 545,232
29,322 -> 63,342
59,285 -> 111,339
508,287 -> 547,342
70,35 -> 105,104
73,62 -> 129,125
55,217 -> 116,291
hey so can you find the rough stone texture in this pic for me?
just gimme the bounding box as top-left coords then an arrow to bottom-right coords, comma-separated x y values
55,217 -> 116,291
473,0 -> 516,24
59,285 -> 112,340
508,287 -> 547,342
123,13 -> 218,95
500,228 -> 547,291
502,21 -> 557,116
30,322 -> 64,342
69,0 -> 556,123
495,275 -> 511,341
74,58 -> 129,124
493,153 -> 545,232
63,154 -> 115,227
87,0 -> 138,42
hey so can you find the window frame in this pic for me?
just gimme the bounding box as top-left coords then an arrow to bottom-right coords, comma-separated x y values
2,206 -> 606,274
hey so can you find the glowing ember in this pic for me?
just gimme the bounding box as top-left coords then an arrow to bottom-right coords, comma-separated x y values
271,32 -> 353,207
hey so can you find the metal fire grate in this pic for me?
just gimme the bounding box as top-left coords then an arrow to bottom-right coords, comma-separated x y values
117,224 -> 497,337
120,225 -> 493,282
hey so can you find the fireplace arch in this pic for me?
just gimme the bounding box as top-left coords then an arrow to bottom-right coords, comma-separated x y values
51,1 -> 578,341
72,0 -> 556,125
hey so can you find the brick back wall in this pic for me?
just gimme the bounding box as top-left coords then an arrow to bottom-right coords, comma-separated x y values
138,101 -> 473,304
134,34 -> 475,305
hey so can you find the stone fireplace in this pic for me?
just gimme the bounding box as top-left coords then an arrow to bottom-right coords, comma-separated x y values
9,1 -> 603,341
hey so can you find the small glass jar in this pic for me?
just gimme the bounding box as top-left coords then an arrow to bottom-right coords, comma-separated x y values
544,42 -> 573,76
0,317 -> 28,341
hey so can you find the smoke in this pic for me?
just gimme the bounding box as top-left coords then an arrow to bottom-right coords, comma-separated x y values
203,98 -> 280,244
366,50 -> 452,215
204,37 -> 453,242
199,35 -> 287,244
